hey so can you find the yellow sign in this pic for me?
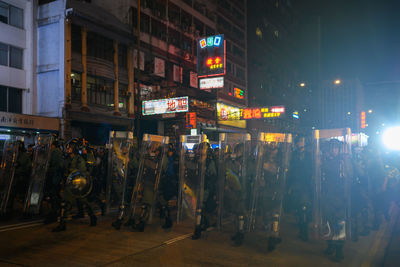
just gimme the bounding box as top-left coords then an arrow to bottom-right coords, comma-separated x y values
216,103 -> 246,129
259,133 -> 292,143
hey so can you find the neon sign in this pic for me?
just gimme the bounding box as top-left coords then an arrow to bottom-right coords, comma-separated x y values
199,36 -> 222,49
142,96 -> 189,116
216,105 -> 285,121
361,111 -> 366,129
233,88 -> 244,99
197,34 -> 225,78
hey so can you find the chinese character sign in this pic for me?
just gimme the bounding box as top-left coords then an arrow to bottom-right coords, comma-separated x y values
215,105 -> 285,121
142,97 -> 189,116
197,34 -> 225,78
186,112 -> 197,128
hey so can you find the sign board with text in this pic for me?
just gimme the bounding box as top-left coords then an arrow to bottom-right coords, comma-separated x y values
199,77 -> 224,90
216,104 -> 285,121
197,34 -> 225,78
142,96 -> 189,116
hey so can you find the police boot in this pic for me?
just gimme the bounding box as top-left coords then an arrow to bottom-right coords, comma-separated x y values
112,219 -> 122,230
333,241 -> 344,262
124,217 -> 134,227
90,215 -> 97,226
52,221 -> 66,232
323,240 -> 335,256
162,206 -> 173,229
72,199 -> 84,219
192,226 -> 202,240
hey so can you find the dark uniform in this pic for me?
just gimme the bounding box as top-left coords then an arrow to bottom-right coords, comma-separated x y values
44,142 -> 64,223
193,146 -> 217,239
287,142 -> 312,241
52,148 -> 97,232
321,143 -> 347,261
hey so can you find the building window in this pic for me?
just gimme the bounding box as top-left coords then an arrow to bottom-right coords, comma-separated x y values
0,85 -> 22,113
0,42 -> 23,69
9,46 -> 23,69
0,42 -> 7,66
118,44 -> 127,69
151,18 -> 166,41
236,67 -> 245,81
87,32 -> 113,61
71,72 -> 81,101
0,1 -> 23,29
71,24 -> 82,53
119,83 -> 128,110
87,75 -> 114,107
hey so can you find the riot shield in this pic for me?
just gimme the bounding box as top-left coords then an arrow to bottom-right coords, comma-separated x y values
129,134 -> 169,225
106,131 -> 134,214
312,128 -> 352,241
248,132 -> 292,240
217,133 -> 252,232
23,135 -> 53,215
0,137 -> 19,215
177,135 -> 207,226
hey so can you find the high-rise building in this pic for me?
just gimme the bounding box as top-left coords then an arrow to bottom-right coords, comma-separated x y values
0,0 -> 59,137
36,0 -> 248,143
247,0 -> 300,134
318,78 -> 364,131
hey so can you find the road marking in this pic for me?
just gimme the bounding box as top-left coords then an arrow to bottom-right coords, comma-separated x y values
0,220 -> 43,229
362,205 -> 399,267
164,233 -> 193,245
0,222 -> 43,232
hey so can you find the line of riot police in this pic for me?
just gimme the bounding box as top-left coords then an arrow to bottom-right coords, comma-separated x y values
1,128 -> 399,262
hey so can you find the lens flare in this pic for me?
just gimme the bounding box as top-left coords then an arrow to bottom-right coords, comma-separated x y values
382,126 -> 400,150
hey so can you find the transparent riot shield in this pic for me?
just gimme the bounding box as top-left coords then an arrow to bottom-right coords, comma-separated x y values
177,135 -> 207,227
217,133 -> 252,232
0,137 -> 19,215
106,131 -> 134,214
129,134 -> 169,225
23,135 -> 53,215
313,128 -> 352,241
248,133 -> 292,240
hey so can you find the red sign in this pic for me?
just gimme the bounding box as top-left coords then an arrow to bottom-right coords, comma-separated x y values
186,112 -> 197,129
361,111 -> 366,129
242,108 -> 262,119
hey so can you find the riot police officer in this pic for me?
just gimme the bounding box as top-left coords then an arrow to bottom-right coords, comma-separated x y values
224,143 -> 247,245
287,138 -> 312,241
52,143 -> 97,232
44,140 -> 64,224
321,140 -> 347,261
192,144 -> 217,239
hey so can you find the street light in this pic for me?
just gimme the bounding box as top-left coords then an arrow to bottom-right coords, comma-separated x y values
368,109 -> 373,113
334,79 -> 341,85
300,82 -> 306,87
347,111 -> 351,115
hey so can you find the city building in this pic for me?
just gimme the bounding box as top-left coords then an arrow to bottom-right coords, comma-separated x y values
318,78 -> 365,131
0,0 -> 59,138
247,0 -> 301,134
36,0 -> 248,144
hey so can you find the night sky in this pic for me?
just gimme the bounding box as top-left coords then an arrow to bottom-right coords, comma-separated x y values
297,0 -> 400,83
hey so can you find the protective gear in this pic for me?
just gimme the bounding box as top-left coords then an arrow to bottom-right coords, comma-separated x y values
129,134 -> 169,231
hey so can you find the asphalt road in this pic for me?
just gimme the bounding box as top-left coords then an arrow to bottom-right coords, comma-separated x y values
0,211 -> 397,267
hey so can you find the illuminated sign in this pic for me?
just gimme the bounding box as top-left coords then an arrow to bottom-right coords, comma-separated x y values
142,96 -> 189,116
197,34 -> 225,78
361,111 -> 366,129
271,106 -> 285,113
215,105 -> 285,121
186,112 -> 197,129
199,77 -> 224,89
233,88 -> 244,99
216,103 -> 246,129
293,111 -> 299,119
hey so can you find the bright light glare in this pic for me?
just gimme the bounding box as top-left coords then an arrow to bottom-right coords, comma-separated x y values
368,109 -> 373,113
300,82 -> 306,87
334,79 -> 341,85
382,126 -> 400,150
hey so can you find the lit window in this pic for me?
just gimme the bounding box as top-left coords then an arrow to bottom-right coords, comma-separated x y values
256,27 -> 262,39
